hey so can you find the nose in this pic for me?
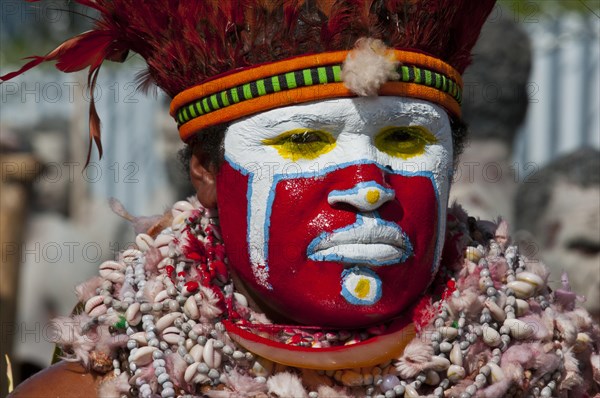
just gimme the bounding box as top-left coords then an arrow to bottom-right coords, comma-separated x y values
328,181 -> 395,212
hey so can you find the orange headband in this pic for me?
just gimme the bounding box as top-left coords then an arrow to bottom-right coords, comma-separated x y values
170,50 -> 463,141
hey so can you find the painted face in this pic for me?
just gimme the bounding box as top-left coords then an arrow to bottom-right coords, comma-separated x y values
217,97 -> 453,327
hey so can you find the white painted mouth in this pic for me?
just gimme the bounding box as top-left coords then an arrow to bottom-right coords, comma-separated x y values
307,213 -> 413,266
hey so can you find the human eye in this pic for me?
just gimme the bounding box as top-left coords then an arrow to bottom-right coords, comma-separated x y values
262,128 -> 336,161
566,238 -> 600,256
374,126 -> 438,159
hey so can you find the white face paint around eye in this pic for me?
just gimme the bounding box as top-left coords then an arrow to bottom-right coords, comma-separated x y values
216,96 -> 454,327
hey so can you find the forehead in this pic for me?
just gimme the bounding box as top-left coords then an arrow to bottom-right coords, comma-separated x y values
228,97 -> 450,134
545,181 -> 600,234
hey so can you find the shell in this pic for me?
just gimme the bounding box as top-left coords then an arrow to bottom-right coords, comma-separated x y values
84,295 -> 103,313
106,271 -> 125,284
465,246 -> 483,262
157,258 -> 172,270
404,384 -> 419,398
154,234 -> 174,248
189,344 -> 204,363
503,318 -> 534,340
185,338 -> 195,351
156,312 -> 182,333
122,249 -> 142,262
516,272 -> 545,290
99,260 -> 125,272
361,369 -> 373,385
233,292 -> 248,307
424,370 -> 440,385
90,304 -> 107,317
161,326 -> 181,345
340,370 -> 363,387
450,344 -> 463,366
130,332 -> 148,345
99,261 -> 125,283
482,326 -> 501,347
488,362 -> 505,383
202,339 -> 222,368
172,211 -> 192,231
506,281 -> 535,299
85,295 -> 107,317
447,365 -> 466,382
438,326 -> 458,340
428,356 -> 451,371
184,296 -> 200,320
125,302 -> 142,326
154,290 -> 169,303
185,362 -> 201,383
479,277 -> 493,292
172,201 -> 195,217
135,233 -> 154,251
252,359 -> 274,377
439,342 -> 452,353
485,300 -> 506,322
130,346 -> 157,366
515,299 -> 530,316
192,373 -> 210,385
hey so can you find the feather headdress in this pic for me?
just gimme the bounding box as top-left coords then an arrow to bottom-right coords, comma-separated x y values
2,0 -> 496,157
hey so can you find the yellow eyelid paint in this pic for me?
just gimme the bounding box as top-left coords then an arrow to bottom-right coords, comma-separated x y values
262,128 -> 336,161
374,126 -> 438,160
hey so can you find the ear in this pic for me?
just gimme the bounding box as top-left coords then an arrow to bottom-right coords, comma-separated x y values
190,150 -> 218,209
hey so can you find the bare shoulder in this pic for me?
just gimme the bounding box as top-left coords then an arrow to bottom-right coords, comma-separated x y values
10,361 -> 104,398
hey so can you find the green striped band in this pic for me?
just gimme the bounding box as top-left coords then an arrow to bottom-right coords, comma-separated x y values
175,64 -> 461,126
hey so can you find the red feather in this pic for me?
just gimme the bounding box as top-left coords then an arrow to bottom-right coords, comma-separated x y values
86,67 -> 103,165
3,0 -> 495,159
182,230 -> 207,262
5,0 -> 496,93
1,56 -> 46,82
1,31 -> 115,80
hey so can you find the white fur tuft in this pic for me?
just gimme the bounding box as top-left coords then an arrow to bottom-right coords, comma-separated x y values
342,38 -> 399,96
206,369 -> 267,397
75,276 -> 104,302
267,372 -> 307,398
98,373 -> 130,398
318,385 -> 351,398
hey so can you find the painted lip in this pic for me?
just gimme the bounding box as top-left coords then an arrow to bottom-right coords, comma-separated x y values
307,213 -> 413,266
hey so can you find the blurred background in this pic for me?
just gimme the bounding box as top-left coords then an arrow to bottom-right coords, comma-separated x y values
0,0 -> 599,394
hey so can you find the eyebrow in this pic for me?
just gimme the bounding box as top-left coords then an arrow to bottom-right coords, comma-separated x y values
262,114 -> 339,129
566,238 -> 600,254
261,108 -> 437,129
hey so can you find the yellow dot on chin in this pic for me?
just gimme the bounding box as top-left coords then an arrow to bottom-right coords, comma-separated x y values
354,279 -> 371,299
365,190 -> 380,204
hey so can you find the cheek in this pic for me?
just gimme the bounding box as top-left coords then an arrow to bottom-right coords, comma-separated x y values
381,173 -> 440,266
215,162 -> 251,278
